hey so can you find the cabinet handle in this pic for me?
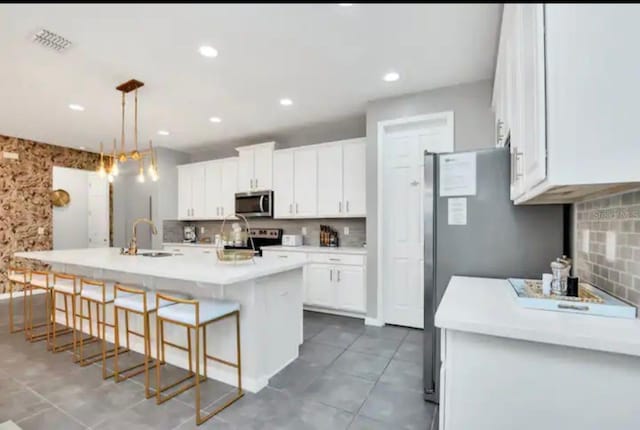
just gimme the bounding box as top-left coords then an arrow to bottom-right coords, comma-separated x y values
278,255 -> 288,259
346,201 -> 350,213
337,269 -> 341,282
330,269 -> 333,281
289,204 -> 292,214
221,207 -> 224,216
515,152 -> 524,178
250,179 -> 253,189
296,203 -> 299,214
329,258 -> 341,262
338,201 -> 342,213
255,178 -> 258,189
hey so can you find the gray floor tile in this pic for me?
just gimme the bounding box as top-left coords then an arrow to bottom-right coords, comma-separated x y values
268,399 -> 353,430
177,378 -> 236,412
360,382 -> 435,430
327,350 -> 391,382
173,416 -> 235,430
363,325 -> 409,341
394,339 -> 423,365
348,415 -> 391,430
379,359 -> 423,392
299,341 -> 345,366
303,321 -> 325,340
216,387 -> 294,428
404,329 -> 424,344
93,397 -> 195,430
310,326 -> 361,348
17,407 -> 86,430
349,335 -> 403,358
303,373 -> 374,413
269,358 -> 324,394
0,377 -> 51,423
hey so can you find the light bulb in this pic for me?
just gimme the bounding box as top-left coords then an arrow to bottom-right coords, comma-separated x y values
98,163 -> 106,178
111,161 -> 119,176
151,173 -> 159,182
107,174 -> 114,183
137,172 -> 145,183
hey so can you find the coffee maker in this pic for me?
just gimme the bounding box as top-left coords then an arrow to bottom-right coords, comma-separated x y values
183,225 -> 197,243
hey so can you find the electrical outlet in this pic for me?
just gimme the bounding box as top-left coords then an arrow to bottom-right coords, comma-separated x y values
2,151 -> 19,160
344,226 -> 350,236
200,227 -> 205,235
37,227 -> 45,235
301,227 -> 307,235
582,230 -> 590,253
606,231 -> 616,261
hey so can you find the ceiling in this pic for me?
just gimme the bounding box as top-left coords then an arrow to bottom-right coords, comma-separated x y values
0,4 -> 501,153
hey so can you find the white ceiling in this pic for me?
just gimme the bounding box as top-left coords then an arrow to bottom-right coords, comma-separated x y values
0,4 -> 501,153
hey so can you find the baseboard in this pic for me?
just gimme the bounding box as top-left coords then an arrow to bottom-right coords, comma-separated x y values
303,305 -> 365,320
0,289 -> 46,301
364,317 -> 385,327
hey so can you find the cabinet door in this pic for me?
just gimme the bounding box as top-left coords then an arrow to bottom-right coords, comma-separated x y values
521,3 -> 547,190
293,148 -> 318,217
190,165 -> 206,219
273,151 -> 294,218
221,158 -> 238,218
177,168 -> 192,220
237,149 -> 254,192
253,145 -> 273,191
342,141 -> 366,217
204,162 -> 222,219
335,266 -> 365,312
304,264 -> 334,307
317,144 -> 343,217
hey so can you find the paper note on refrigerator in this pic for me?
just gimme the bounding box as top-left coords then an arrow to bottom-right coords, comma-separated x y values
439,152 -> 477,196
448,198 -> 467,225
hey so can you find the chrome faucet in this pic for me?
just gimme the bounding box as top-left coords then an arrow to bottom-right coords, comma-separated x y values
127,218 -> 157,256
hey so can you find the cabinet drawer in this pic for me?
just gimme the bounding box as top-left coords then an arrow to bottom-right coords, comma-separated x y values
308,253 -> 364,266
261,251 -> 307,262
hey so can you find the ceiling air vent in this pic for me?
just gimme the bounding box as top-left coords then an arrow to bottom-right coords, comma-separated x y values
32,29 -> 72,52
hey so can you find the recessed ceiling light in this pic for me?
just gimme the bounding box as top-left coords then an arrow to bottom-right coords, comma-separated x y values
198,45 -> 218,58
68,103 -> 85,111
383,71 -> 400,82
157,130 -> 170,136
279,98 -> 293,106
338,3 -> 354,6
79,146 -> 86,150
209,116 -> 222,123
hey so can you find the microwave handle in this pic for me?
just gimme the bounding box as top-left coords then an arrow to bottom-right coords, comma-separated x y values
259,195 -> 265,213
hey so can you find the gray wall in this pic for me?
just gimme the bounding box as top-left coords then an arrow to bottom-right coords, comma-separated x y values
113,147 -> 190,249
365,79 -> 495,320
189,115 -> 366,162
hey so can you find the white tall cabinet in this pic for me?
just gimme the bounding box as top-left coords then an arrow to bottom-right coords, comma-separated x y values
177,164 -> 206,220
237,142 -> 275,192
494,4 -> 640,204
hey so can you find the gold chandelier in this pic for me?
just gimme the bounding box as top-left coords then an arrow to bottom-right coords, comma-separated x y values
98,79 -> 159,183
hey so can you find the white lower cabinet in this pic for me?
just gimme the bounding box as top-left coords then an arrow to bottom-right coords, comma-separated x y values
262,249 -> 366,315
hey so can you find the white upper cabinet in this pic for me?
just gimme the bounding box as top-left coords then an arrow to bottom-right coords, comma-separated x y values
220,158 -> 238,218
204,161 -> 223,218
179,158 -> 237,221
317,143 -> 343,217
273,147 -> 318,219
273,151 -> 295,218
177,164 -> 206,220
236,142 -> 275,192
496,4 -> 640,204
342,140 -> 366,216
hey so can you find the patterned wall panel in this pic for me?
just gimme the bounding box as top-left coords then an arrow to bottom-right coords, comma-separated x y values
0,134 -> 101,293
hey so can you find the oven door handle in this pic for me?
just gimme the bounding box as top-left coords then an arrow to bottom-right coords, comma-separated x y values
259,195 -> 265,213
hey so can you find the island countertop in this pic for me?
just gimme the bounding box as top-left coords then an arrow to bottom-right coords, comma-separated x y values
435,276 -> 640,357
15,247 -> 305,286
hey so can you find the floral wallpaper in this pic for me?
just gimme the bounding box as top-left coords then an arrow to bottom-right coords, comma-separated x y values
0,134 -> 102,293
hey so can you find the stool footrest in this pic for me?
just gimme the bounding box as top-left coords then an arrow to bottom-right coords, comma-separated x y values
156,372 -> 207,404
76,346 -> 128,367
197,391 -> 245,425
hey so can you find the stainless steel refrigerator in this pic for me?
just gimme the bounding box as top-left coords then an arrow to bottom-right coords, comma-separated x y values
423,147 -> 565,403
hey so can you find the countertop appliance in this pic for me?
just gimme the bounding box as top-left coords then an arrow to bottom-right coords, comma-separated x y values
235,190 -> 273,218
224,228 -> 282,256
282,234 -> 303,247
423,147 -> 564,403
183,225 -> 197,243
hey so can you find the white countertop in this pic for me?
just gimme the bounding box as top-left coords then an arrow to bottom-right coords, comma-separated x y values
15,248 -> 305,286
261,245 -> 367,255
435,276 -> 640,357
163,242 -> 217,248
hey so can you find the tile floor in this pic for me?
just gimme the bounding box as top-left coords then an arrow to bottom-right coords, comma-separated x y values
0,294 -> 437,429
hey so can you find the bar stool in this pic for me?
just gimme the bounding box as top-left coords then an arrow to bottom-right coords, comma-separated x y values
50,273 -> 80,353
7,267 -> 30,334
156,294 -> 243,426
24,271 -> 54,344
113,284 -> 175,398
76,278 -> 126,379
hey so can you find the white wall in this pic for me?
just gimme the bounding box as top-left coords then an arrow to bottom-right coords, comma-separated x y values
52,167 -> 89,250
365,80 -> 496,319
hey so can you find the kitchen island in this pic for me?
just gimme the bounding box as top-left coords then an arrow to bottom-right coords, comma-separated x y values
435,276 -> 640,430
15,247 -> 306,392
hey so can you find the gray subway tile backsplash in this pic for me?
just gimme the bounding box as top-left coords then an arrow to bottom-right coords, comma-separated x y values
575,188 -> 640,310
163,218 -> 366,248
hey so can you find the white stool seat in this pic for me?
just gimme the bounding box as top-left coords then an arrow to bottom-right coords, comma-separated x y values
114,291 -> 180,312
81,281 -> 116,303
157,299 -> 239,326
8,271 -> 30,284
53,277 -> 77,294
30,273 -> 53,288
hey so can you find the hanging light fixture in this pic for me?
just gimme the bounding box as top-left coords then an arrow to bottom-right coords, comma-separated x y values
98,78 -> 159,182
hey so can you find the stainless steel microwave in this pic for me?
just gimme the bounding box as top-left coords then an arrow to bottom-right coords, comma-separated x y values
235,190 -> 273,217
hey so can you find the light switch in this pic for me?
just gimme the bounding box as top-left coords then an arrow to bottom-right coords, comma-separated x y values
344,226 -> 350,236
606,231 -> 616,261
582,229 -> 590,253
200,227 -> 205,235
301,227 -> 307,235
37,227 -> 45,235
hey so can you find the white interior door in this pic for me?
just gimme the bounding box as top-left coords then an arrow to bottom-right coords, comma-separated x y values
317,144 -> 343,217
273,151 -> 294,218
382,114 -> 454,328
293,148 -> 318,217
87,172 -> 110,248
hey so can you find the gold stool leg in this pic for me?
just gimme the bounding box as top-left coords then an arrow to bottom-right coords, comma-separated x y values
8,280 -> 25,334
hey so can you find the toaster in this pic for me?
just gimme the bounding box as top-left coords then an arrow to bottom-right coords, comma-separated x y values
282,234 -> 303,247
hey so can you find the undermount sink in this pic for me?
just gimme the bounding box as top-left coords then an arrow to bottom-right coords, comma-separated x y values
139,252 -> 174,258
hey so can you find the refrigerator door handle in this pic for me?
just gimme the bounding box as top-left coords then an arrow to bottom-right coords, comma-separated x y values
423,151 -> 437,402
